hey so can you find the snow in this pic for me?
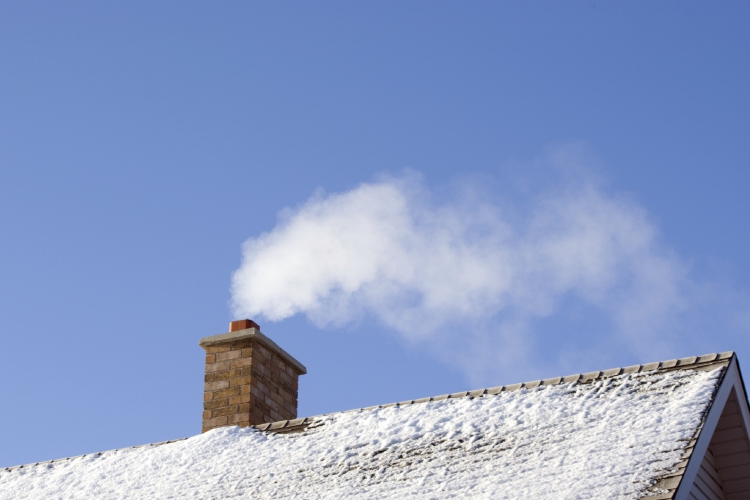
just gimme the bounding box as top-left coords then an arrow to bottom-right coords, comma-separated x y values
0,368 -> 721,499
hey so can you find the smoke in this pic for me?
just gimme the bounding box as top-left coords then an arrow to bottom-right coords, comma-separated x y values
230,151 -> 744,382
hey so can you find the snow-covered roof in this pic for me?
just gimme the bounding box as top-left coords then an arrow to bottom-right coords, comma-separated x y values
1,352 -> 745,499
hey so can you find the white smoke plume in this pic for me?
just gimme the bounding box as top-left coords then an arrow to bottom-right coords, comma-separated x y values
231,152 -> 743,382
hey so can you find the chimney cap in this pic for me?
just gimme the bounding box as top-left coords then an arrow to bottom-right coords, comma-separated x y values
199,320 -> 306,375
230,319 -> 260,332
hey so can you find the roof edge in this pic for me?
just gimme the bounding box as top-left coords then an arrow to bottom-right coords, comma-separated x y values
248,351 -> 735,434
667,354 -> 739,500
1,438 -> 189,473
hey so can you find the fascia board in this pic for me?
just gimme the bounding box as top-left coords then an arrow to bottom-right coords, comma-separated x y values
736,357 -> 750,428
674,356 -> 746,500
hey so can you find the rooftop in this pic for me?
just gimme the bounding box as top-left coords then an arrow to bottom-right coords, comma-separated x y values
0,352 -> 740,499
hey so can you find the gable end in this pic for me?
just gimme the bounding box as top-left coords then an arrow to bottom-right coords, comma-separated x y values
675,357 -> 750,500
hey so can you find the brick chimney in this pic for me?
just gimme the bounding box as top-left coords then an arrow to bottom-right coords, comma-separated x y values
199,319 -> 306,433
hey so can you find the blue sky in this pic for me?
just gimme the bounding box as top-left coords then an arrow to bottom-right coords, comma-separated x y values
1,1 -> 749,467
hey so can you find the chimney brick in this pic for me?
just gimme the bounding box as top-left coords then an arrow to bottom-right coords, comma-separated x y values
198,320 -> 306,433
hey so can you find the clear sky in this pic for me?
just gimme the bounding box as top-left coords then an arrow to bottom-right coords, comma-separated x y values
1,1 -> 749,468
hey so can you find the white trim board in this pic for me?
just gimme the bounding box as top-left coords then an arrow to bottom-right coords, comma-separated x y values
675,357 -> 750,500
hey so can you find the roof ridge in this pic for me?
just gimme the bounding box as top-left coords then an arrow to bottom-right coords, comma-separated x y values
1,438 -> 189,473
2,351 -> 734,472
249,351 -> 734,433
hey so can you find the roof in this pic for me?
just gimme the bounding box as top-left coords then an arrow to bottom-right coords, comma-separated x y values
0,352 -> 743,499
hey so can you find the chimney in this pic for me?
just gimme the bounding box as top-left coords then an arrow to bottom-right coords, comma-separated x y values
199,319 -> 307,433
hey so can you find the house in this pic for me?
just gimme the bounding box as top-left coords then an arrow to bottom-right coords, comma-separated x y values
1,320 -> 749,499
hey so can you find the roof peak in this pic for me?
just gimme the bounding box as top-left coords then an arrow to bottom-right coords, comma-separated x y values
250,351 -> 734,433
